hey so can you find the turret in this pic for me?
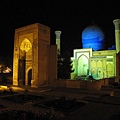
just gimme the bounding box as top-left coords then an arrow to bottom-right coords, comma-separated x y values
55,31 -> 62,54
113,19 -> 120,53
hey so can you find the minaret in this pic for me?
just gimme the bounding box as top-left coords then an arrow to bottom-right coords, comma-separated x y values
113,19 -> 120,53
55,31 -> 62,54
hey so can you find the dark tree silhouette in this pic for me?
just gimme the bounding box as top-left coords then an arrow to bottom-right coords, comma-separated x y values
57,51 -> 74,79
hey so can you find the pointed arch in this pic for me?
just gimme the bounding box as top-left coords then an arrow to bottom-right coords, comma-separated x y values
77,54 -> 89,76
106,63 -> 114,77
20,38 -> 32,52
97,60 -> 102,68
98,69 -> 103,79
26,66 -> 32,85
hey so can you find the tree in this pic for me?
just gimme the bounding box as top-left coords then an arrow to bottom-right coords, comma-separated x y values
57,51 -> 74,79
57,53 -> 63,79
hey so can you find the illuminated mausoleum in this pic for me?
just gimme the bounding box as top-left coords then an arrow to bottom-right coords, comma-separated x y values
71,19 -> 120,82
12,19 -> 120,88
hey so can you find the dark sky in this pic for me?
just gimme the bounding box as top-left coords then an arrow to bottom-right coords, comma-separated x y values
0,0 -> 120,58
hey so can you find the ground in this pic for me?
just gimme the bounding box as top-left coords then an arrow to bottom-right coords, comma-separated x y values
0,83 -> 120,120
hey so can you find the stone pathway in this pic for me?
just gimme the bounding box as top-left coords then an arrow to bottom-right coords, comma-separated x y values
0,85 -> 120,119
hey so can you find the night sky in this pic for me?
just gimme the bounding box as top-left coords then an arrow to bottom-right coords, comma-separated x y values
0,0 -> 120,58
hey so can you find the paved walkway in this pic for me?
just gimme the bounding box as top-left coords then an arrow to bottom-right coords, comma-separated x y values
1,84 -> 120,120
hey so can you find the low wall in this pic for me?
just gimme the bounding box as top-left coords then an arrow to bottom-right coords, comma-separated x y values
53,79 -> 66,87
66,80 -> 81,88
53,79 -> 112,90
85,80 -> 102,90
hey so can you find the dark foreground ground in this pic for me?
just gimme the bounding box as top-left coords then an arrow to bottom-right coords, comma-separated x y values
0,83 -> 120,120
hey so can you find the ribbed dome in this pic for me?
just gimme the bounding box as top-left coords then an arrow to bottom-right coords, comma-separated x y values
82,25 -> 105,51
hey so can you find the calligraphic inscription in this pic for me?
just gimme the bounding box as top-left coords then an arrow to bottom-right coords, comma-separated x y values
20,38 -> 32,52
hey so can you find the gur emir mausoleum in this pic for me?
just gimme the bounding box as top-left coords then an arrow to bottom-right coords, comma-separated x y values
13,19 -> 120,90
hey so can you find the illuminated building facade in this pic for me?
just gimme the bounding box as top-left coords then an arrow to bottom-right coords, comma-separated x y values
71,19 -> 120,82
13,23 -> 57,87
13,19 -> 120,88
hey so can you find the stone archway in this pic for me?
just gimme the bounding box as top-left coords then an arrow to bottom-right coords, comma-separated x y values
78,54 -> 88,76
13,23 -> 57,87
98,69 -> 103,79
26,67 -> 32,86
106,63 -> 114,77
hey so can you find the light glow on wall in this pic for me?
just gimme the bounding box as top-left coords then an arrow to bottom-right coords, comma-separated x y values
3,67 -> 12,73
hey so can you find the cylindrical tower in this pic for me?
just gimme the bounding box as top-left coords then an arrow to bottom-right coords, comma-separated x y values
55,31 -> 62,54
113,19 -> 120,53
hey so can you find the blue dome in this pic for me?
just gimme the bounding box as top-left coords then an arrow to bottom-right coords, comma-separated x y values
82,25 -> 105,51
